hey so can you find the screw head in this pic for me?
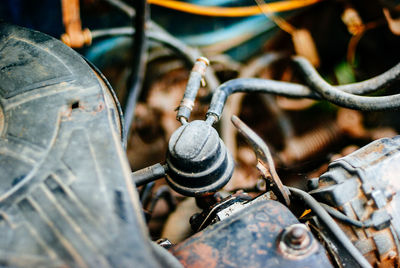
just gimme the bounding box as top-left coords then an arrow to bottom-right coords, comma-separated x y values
278,224 -> 318,259
288,225 -> 307,245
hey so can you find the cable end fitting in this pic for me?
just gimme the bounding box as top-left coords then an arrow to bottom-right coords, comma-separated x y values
192,57 -> 210,77
197,56 -> 210,66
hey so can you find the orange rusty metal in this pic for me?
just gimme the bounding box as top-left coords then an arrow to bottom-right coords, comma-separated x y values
341,6 -> 365,36
170,199 -> 332,268
383,8 -> 400,36
61,0 -> 91,48
279,108 -> 369,164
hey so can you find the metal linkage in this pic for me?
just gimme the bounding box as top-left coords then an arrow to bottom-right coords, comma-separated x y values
231,115 -> 290,206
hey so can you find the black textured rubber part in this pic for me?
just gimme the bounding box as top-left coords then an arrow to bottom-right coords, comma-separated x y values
0,23 -> 166,268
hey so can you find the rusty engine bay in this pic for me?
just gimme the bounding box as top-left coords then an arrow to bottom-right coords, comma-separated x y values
1,0 -> 400,267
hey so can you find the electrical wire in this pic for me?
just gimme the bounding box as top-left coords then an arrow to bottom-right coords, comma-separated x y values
294,56 -> 400,111
288,187 -> 372,268
147,0 -> 322,17
319,203 -> 372,228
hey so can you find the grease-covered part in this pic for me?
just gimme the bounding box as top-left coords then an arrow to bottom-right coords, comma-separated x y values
170,199 -> 332,268
166,120 -> 234,196
310,136 -> 400,267
0,23 -> 180,268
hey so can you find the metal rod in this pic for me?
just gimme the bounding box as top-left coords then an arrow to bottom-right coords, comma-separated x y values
132,163 -> 168,186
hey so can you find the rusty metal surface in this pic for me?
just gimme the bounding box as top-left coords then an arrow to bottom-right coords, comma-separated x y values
310,136 -> 400,267
280,108 -> 368,165
384,8 -> 400,35
170,199 -> 332,268
61,0 -> 91,48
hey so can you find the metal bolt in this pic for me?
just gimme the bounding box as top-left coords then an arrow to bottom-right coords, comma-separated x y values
288,226 -> 307,245
282,224 -> 312,250
279,224 -> 317,259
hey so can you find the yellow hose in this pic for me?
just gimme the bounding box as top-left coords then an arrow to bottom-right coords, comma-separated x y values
147,0 -> 322,17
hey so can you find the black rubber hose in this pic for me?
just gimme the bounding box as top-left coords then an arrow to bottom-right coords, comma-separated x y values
294,56 -> 400,111
288,187 -> 372,268
140,181 -> 155,205
335,62 -> 400,95
205,59 -> 400,122
123,0 -> 148,140
132,163 -> 168,187
206,78 -> 319,121
320,203 -> 372,228
149,185 -> 176,214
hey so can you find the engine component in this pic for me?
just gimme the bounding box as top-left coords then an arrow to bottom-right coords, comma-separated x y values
189,191 -> 253,232
310,136 -> 400,267
166,120 -> 234,197
176,57 -> 209,124
0,23 -> 180,267
231,115 -> 290,205
170,199 -> 332,268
